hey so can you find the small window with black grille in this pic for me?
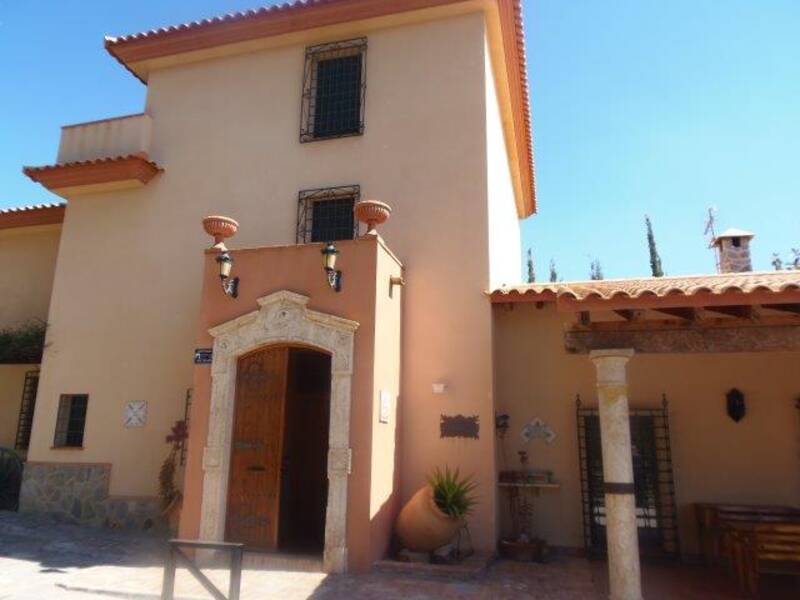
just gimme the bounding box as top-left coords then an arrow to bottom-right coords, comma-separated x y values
53,394 -> 88,448
14,370 -> 39,451
297,185 -> 360,244
300,38 -> 367,142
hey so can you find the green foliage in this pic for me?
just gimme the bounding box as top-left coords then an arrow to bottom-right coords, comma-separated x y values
0,321 -> 46,364
428,466 -> 477,520
645,215 -> 664,277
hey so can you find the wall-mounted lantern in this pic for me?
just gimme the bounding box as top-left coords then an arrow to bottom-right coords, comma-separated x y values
202,215 -> 240,300
215,251 -> 239,298
321,242 -> 342,292
726,388 -> 746,422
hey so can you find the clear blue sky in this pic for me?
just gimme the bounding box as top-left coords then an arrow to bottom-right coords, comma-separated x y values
1,1 -> 798,280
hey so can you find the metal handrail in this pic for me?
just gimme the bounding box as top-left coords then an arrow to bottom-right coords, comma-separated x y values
161,539 -> 244,600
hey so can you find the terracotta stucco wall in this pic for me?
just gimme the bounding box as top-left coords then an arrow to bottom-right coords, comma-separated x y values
493,303 -> 800,557
178,237 -> 402,571
29,11 -> 509,553
0,224 -> 61,329
368,242 -> 403,564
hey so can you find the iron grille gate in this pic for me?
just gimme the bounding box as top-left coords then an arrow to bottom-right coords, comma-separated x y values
14,370 -> 40,450
577,396 -> 679,558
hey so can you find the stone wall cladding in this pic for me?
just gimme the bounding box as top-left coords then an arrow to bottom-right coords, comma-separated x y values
19,463 -> 164,532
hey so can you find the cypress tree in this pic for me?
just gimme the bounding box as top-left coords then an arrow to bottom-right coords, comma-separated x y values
549,259 -> 558,283
645,215 -> 664,277
526,248 -> 536,283
590,259 -> 604,280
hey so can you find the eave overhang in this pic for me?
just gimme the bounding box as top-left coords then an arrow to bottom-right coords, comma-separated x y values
103,0 -> 536,217
490,272 -> 800,311
0,203 -> 65,230
23,154 -> 163,198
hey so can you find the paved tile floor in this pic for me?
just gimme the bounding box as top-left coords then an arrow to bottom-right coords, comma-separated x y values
2,512 -> 798,599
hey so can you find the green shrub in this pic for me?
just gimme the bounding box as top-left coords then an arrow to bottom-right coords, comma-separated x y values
0,321 -> 46,364
428,466 -> 477,520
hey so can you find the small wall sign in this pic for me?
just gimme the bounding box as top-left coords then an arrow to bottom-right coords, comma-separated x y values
194,348 -> 213,365
379,390 -> 392,424
124,401 -> 147,428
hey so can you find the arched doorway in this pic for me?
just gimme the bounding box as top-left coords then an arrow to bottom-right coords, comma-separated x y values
225,345 -> 331,554
200,290 -> 358,573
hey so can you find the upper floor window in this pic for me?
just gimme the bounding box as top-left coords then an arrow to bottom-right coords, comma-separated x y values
300,38 -> 367,142
297,185 -> 360,243
53,394 -> 88,448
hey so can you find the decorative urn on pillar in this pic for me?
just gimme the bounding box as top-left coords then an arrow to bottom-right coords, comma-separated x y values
202,215 -> 239,250
354,200 -> 392,236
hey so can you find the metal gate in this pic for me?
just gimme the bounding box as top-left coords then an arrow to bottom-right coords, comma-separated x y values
577,396 -> 679,558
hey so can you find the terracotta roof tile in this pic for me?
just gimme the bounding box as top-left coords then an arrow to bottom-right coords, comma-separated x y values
0,202 -> 65,215
22,153 -> 161,175
0,202 -> 66,230
492,271 -> 800,303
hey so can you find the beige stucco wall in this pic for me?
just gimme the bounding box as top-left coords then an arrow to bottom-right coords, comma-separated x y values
0,365 -> 35,448
29,10 -> 521,551
0,225 -> 61,329
485,36 -> 522,289
493,302 -> 800,557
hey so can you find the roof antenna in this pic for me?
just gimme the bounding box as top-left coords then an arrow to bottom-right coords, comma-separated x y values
704,206 -> 718,272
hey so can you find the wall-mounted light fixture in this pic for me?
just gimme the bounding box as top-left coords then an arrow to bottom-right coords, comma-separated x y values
216,251 -> 239,298
726,388 -> 746,422
202,215 -> 240,300
321,242 -> 342,292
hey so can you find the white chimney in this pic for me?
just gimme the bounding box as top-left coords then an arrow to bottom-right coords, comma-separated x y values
710,228 -> 754,273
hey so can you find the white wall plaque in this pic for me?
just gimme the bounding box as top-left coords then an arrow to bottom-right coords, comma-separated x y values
124,400 -> 147,428
379,390 -> 392,424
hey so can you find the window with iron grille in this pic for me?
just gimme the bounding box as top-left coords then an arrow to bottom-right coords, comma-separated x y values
300,38 -> 367,142
14,370 -> 39,450
297,185 -> 360,243
53,394 -> 88,448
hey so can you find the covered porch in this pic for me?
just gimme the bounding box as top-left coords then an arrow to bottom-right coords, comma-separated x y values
491,271 -> 800,598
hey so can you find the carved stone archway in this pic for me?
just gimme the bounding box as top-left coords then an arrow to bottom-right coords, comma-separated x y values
199,290 -> 358,573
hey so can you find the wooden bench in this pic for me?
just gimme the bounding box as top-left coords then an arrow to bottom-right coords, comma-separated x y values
729,522 -> 800,598
694,503 -> 800,567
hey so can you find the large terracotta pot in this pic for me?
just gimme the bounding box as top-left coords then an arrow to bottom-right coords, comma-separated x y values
395,485 -> 463,552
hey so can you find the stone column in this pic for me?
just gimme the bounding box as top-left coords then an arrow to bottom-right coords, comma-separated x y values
589,349 -> 642,600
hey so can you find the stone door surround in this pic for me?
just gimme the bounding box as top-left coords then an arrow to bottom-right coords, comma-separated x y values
199,290 -> 358,573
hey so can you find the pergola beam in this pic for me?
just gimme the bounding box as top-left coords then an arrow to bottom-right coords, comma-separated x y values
565,320 -> 800,354
763,303 -> 800,315
702,305 -> 756,320
651,307 -> 698,321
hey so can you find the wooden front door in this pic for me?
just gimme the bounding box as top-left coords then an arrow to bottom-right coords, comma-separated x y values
225,346 -> 288,548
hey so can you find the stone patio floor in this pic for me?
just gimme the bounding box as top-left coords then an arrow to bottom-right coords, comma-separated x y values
2,511 -> 799,599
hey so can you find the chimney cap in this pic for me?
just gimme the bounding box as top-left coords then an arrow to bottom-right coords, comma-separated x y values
710,228 -> 754,248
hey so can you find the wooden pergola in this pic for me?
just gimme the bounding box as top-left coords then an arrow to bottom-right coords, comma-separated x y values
491,270 -> 800,600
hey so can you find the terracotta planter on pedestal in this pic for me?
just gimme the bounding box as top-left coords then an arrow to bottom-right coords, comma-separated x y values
395,485 -> 464,552
354,200 -> 391,236
202,215 -> 239,249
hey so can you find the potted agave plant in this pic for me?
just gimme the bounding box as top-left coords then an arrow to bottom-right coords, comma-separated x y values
395,466 -> 477,552
159,420 -> 187,531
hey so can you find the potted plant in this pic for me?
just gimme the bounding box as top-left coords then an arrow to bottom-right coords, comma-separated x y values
159,420 -> 187,531
395,466 -> 477,552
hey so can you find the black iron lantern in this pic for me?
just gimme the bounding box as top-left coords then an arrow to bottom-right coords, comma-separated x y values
726,388 -> 746,422
215,251 -> 239,299
321,242 -> 342,292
